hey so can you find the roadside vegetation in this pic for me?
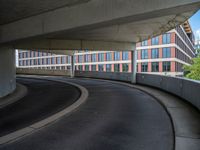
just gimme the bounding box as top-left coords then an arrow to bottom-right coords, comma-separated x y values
184,48 -> 200,80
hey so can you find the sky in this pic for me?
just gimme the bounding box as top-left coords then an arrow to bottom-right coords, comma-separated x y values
189,9 -> 200,40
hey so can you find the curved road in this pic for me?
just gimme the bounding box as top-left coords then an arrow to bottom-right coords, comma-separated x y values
0,78 -> 80,137
0,77 -> 174,150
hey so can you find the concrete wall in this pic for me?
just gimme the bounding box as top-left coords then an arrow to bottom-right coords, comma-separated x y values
136,73 -> 200,110
0,49 -> 16,98
17,68 -> 71,76
75,71 -> 132,82
75,71 -> 200,110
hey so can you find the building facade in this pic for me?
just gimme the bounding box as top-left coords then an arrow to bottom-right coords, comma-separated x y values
17,22 -> 195,76
136,25 -> 195,76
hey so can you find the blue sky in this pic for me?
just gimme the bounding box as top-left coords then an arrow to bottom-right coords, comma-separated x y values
189,9 -> 200,40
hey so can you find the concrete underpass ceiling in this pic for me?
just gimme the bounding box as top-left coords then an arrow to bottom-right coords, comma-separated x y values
45,12 -> 193,43
1,0 -> 200,50
0,0 -> 91,25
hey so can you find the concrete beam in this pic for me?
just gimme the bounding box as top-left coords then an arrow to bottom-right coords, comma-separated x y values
13,39 -> 135,52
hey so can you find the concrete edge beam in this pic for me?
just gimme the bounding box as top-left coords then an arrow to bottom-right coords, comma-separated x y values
13,39 -> 135,51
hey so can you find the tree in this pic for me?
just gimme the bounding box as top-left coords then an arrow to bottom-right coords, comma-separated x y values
184,56 -> 200,80
196,48 -> 200,56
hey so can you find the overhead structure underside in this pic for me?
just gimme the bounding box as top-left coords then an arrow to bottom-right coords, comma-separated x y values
0,0 -> 200,52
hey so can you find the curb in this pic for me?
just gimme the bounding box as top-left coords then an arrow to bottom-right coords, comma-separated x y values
0,76 -> 88,145
0,83 -> 28,109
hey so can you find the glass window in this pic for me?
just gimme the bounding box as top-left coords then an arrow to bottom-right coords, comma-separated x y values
42,59 -> 45,65
31,60 -> 34,65
141,40 -> 148,46
106,64 -> 112,72
162,33 -> 171,44
85,65 -> 89,71
62,56 -> 66,64
78,55 -> 83,63
141,62 -> 148,72
162,48 -> 171,58
106,53 -> 112,61
92,54 -> 96,62
67,56 -> 71,64
57,57 -> 61,64
51,58 -> 55,64
98,53 -> 104,62
38,59 -> 41,65
38,52 -> 42,57
141,49 -> 148,59
47,58 -> 51,64
34,59 -> 37,65
22,60 -> 25,66
114,64 -> 120,72
33,51 -> 36,57
152,62 -> 159,72
26,52 -> 29,58
122,64 -> 129,72
61,66 -> 65,70
114,52 -> 120,61
151,48 -> 159,59
163,62 -> 171,72
91,65 -> 96,71
98,64 -> 104,72
151,36 -> 159,45
122,51 -> 129,60
19,53 -> 22,58
85,54 -> 90,62
25,60 -> 28,66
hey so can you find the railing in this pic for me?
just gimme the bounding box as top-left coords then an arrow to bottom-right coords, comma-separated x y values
137,73 -> 200,110
16,68 -> 71,76
75,71 -> 132,82
16,69 -> 200,110
75,71 -> 200,110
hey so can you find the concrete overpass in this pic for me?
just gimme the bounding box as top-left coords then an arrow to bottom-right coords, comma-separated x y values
1,0 -> 200,97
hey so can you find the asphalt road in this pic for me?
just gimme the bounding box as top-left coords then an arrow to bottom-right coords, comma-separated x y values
0,77 -> 80,137
0,78 -> 174,150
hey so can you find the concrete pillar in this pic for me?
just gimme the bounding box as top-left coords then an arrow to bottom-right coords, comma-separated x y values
70,55 -> 75,77
131,44 -> 137,83
0,48 -> 16,97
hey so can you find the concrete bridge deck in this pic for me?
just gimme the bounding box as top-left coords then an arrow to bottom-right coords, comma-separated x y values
0,76 -> 199,150
0,76 -> 178,150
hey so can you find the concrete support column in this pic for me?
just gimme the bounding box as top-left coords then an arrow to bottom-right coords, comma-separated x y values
70,55 -> 75,78
0,48 -> 16,97
131,44 -> 137,83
